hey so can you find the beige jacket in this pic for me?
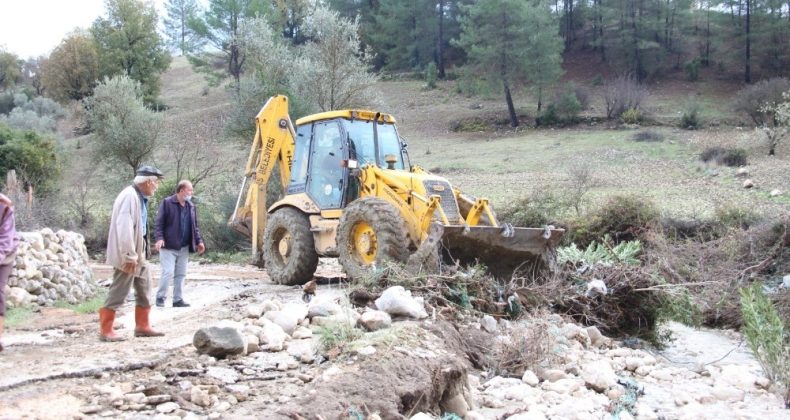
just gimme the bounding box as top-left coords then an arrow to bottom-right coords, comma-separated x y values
105,185 -> 146,275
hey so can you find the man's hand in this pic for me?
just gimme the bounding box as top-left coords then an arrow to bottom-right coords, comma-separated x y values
197,243 -> 206,255
0,193 -> 12,207
121,261 -> 137,274
155,240 -> 164,252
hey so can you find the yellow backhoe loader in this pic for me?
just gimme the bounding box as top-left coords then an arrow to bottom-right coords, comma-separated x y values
229,95 -> 564,285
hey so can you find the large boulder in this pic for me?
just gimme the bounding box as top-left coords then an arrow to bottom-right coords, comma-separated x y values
193,327 -> 246,357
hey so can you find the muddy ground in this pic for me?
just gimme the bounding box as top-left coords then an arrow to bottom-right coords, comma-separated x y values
1,262 -> 787,420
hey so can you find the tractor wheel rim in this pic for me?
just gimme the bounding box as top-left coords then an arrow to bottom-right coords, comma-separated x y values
351,222 -> 376,264
278,233 -> 291,259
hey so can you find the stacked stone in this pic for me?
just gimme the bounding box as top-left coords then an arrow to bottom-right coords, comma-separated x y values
4,228 -> 97,308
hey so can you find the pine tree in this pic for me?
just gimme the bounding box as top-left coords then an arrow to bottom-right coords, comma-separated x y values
163,0 -> 203,55
457,0 -> 563,126
188,0 -> 273,88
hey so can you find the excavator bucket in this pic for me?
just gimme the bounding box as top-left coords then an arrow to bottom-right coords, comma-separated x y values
440,225 -> 565,278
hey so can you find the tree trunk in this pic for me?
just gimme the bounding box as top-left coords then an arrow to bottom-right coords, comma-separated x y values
436,0 -> 446,78
745,0 -> 751,83
503,80 -> 518,127
704,5 -> 711,65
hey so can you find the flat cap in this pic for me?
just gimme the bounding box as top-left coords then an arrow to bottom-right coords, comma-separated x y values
136,165 -> 164,178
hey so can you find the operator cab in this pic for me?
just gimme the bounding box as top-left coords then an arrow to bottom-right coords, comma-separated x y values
289,110 -> 409,210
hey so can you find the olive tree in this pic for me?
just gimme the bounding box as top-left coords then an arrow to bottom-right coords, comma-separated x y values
84,75 -> 162,175
290,6 -> 379,112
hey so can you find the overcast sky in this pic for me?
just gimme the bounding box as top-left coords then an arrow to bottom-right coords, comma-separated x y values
0,0 -> 171,59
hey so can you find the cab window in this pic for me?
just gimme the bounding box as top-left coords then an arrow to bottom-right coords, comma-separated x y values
289,123 -> 312,192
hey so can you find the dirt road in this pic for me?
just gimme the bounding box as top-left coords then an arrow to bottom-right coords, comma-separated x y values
0,260 -> 346,419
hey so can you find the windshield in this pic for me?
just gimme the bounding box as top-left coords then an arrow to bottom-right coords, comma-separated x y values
343,119 -> 406,170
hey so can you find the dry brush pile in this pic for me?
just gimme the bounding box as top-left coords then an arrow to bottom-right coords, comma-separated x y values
348,200 -> 789,348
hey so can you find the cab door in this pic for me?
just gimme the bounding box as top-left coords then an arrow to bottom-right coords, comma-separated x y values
307,121 -> 346,209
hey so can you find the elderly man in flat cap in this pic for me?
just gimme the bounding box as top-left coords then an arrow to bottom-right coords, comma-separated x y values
98,166 -> 166,341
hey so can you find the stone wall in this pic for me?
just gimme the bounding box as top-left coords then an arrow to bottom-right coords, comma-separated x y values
3,228 -> 98,309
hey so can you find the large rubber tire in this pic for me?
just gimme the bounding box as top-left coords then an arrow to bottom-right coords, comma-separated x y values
262,207 -> 318,285
337,197 -> 409,281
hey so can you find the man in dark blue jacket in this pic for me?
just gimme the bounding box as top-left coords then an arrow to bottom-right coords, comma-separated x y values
154,180 -> 205,307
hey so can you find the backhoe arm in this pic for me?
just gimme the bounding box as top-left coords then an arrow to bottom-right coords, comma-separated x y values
229,95 -> 296,260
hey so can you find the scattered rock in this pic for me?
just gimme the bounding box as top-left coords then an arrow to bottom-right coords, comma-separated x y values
440,393 -> 469,417
735,167 -> 749,177
480,315 -> 497,333
263,310 -> 300,335
206,366 -> 239,384
292,326 -> 313,339
307,296 -> 342,318
246,305 -> 264,318
193,327 -> 246,357
80,405 -> 102,414
356,346 -> 376,356
258,319 -> 288,351
245,334 -> 260,353
743,179 -> 754,188
190,387 -> 211,407
156,402 -> 179,413
585,326 -> 605,348
538,369 -> 567,382
358,310 -> 392,331
522,370 -> 540,387
770,189 -> 782,197
581,360 -> 618,392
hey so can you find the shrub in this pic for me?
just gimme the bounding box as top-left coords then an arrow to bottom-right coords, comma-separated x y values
316,321 -> 363,354
714,205 -> 759,230
0,109 -> 57,133
489,319 -> 560,376
499,189 -> 570,228
555,84 -> 583,120
535,104 -> 561,126
740,283 -> 789,388
0,91 -> 15,114
425,62 -> 438,89
591,74 -> 603,86
604,75 -> 648,119
576,194 -> 660,245
699,146 -> 748,167
0,122 -> 60,196
621,108 -> 641,124
0,95 -> 66,133
680,100 -> 702,130
199,189 -> 249,252
631,130 -> 664,142
684,58 -> 701,81
557,238 -> 642,266
732,77 -> 790,125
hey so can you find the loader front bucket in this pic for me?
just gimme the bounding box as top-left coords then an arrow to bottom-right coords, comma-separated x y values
440,225 -> 565,278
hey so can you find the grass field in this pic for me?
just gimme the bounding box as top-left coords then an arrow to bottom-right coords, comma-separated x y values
60,58 -> 789,242
376,80 -> 789,220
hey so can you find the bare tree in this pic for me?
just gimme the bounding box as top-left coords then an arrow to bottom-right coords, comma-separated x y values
161,118 -> 233,188
565,161 -> 600,216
